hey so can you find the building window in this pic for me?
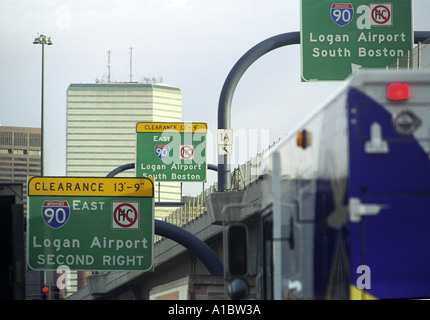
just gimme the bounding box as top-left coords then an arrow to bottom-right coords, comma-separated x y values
13,149 -> 27,155
13,174 -> 28,178
14,163 -> 27,167
0,148 -> 12,154
29,134 -> 41,147
28,150 -> 41,156
0,132 -> 12,146
14,133 -> 28,146
0,132 -> 13,145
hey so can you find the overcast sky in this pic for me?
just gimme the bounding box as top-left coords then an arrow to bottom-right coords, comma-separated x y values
1,0 -> 429,195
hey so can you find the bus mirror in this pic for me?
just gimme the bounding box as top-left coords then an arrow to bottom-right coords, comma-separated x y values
225,222 -> 248,276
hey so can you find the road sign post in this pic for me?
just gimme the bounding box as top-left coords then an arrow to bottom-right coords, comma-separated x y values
27,176 -> 154,271
301,0 -> 412,81
136,122 -> 207,182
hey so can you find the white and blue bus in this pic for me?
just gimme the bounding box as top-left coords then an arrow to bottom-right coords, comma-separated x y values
242,69 -> 430,299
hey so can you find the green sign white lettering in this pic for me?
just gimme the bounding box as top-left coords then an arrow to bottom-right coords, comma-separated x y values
301,0 -> 412,81
136,122 -> 207,182
27,177 -> 154,271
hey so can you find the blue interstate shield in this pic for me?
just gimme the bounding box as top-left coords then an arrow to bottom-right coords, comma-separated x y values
330,3 -> 354,26
154,144 -> 170,159
41,200 -> 70,229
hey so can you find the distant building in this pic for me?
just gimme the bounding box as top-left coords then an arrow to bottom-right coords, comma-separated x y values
66,82 -> 183,214
0,126 -> 41,208
0,126 -> 42,299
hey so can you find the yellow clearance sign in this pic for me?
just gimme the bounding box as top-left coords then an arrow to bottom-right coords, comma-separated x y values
136,122 -> 207,133
28,176 -> 154,197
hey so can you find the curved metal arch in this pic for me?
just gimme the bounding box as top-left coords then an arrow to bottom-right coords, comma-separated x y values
217,32 -> 301,191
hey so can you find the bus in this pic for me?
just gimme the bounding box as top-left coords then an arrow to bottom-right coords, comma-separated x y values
227,69 -> 430,300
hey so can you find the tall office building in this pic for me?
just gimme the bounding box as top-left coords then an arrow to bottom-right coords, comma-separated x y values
66,82 -> 183,211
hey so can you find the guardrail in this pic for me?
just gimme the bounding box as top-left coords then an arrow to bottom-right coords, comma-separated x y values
389,36 -> 430,70
155,184 -> 216,243
155,140 -> 281,242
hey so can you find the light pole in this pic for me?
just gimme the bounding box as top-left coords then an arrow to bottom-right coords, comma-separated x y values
33,34 -> 53,176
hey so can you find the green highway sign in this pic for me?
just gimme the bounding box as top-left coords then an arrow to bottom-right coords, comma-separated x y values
27,176 -> 154,271
136,122 -> 207,182
301,0 -> 412,81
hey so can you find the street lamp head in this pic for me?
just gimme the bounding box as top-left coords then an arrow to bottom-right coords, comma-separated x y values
33,34 -> 54,45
